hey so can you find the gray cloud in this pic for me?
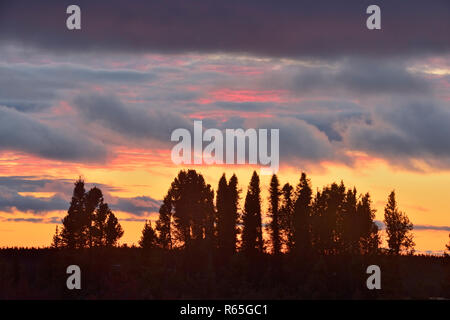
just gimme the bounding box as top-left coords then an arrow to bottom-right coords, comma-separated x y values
265,59 -> 431,95
0,1 -> 448,58
0,64 -> 156,112
375,220 -> 450,232
73,93 -> 192,143
0,176 -> 161,217
414,225 -> 450,232
215,116 -> 344,166
0,186 -> 67,214
3,218 -> 45,223
2,217 -> 63,224
0,105 -> 109,162
111,196 -> 161,216
346,99 -> 450,169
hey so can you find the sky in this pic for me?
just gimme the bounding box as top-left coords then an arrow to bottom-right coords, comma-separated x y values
0,0 -> 449,254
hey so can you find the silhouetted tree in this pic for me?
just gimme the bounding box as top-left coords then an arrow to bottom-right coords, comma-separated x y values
293,172 -> 312,255
311,181 -> 346,254
216,174 -> 228,251
268,174 -> 281,255
279,183 -> 294,252
105,209 -> 124,247
168,170 -> 215,249
216,174 -> 240,255
51,226 -> 61,249
384,191 -> 415,255
60,178 -> 86,249
156,194 -> 173,249
242,171 -> 263,255
139,220 -> 158,249
92,202 -> 108,246
358,193 -> 380,255
57,179 -> 123,249
341,187 -> 359,254
84,187 -> 103,247
227,174 -> 240,253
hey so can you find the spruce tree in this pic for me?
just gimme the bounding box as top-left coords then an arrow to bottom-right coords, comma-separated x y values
242,171 -> 263,255
384,191 -> 415,255
60,178 -> 86,249
105,209 -> 124,247
268,174 -> 281,255
227,174 -> 239,254
293,172 -> 312,255
279,183 -> 294,252
139,220 -> 158,249
216,174 -> 228,251
156,194 -> 173,249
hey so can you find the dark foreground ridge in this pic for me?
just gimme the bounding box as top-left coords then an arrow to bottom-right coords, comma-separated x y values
0,247 -> 448,300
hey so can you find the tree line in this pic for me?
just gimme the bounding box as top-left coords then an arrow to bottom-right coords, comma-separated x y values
138,170 -> 417,256
51,171 -> 450,255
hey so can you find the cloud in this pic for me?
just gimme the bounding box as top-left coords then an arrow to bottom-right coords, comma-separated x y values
0,186 -> 67,214
0,105 -> 109,162
253,117 -> 341,163
110,196 -> 161,216
268,59 -> 431,95
3,218 -> 45,223
0,1 -> 448,58
413,225 -> 450,232
374,220 -> 450,232
345,99 -> 450,169
73,93 -> 192,143
0,64 -> 156,112
0,176 -> 161,217
2,216 -> 62,224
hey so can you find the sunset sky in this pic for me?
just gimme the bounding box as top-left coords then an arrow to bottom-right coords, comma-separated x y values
0,1 -> 449,254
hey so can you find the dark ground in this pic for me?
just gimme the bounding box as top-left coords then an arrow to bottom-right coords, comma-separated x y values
0,248 -> 448,300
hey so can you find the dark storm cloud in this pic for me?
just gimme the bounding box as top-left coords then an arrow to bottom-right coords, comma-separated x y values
0,0 -> 448,58
0,105 -> 108,161
73,93 -> 192,142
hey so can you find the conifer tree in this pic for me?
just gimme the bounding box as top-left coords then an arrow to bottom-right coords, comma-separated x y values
105,209 -> 124,247
227,174 -> 240,253
51,226 -> 61,249
216,174 -> 240,255
384,191 -> 415,255
293,172 -> 312,255
268,174 -> 281,255
242,171 -> 263,255
60,178 -> 86,249
167,170 -> 215,249
156,194 -> 173,249
279,183 -> 294,252
358,193 -> 380,255
139,220 -> 158,249
57,178 -> 123,249
216,174 -> 228,251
